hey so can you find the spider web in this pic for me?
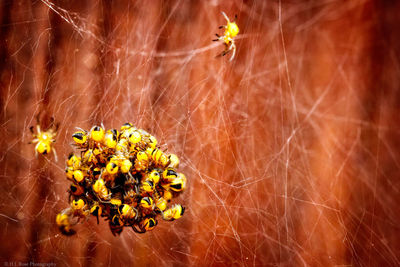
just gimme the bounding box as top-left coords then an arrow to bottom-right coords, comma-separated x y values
1,0 -> 400,266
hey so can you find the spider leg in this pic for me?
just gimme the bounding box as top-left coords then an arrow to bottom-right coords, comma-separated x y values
215,50 -> 226,58
159,209 -> 167,219
29,138 -> 39,145
213,34 -> 223,42
221,49 -> 230,57
213,33 -> 222,42
126,172 -> 136,185
90,207 -> 100,224
131,224 -> 146,234
215,43 -> 228,58
221,11 -> 230,23
133,207 -> 139,220
135,184 -> 140,195
35,143 -> 39,157
221,42 -> 232,56
229,43 -> 236,61
75,127 -> 86,132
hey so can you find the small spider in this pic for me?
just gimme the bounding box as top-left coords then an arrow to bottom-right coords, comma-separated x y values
29,116 -> 59,161
212,12 -> 240,61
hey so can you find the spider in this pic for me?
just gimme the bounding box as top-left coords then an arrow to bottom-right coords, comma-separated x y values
213,12 -> 240,61
29,117 -> 58,161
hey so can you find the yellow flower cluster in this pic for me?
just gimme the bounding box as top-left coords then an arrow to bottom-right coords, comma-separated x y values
56,123 -> 186,236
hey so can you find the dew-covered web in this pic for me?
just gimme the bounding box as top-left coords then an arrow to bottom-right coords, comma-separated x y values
1,0 -> 400,266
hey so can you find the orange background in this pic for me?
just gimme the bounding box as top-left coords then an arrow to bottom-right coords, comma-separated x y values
0,0 -> 399,266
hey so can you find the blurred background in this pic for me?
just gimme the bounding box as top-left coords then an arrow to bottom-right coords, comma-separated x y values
0,0 -> 400,266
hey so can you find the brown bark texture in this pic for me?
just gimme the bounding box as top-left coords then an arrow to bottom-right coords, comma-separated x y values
0,0 -> 399,266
